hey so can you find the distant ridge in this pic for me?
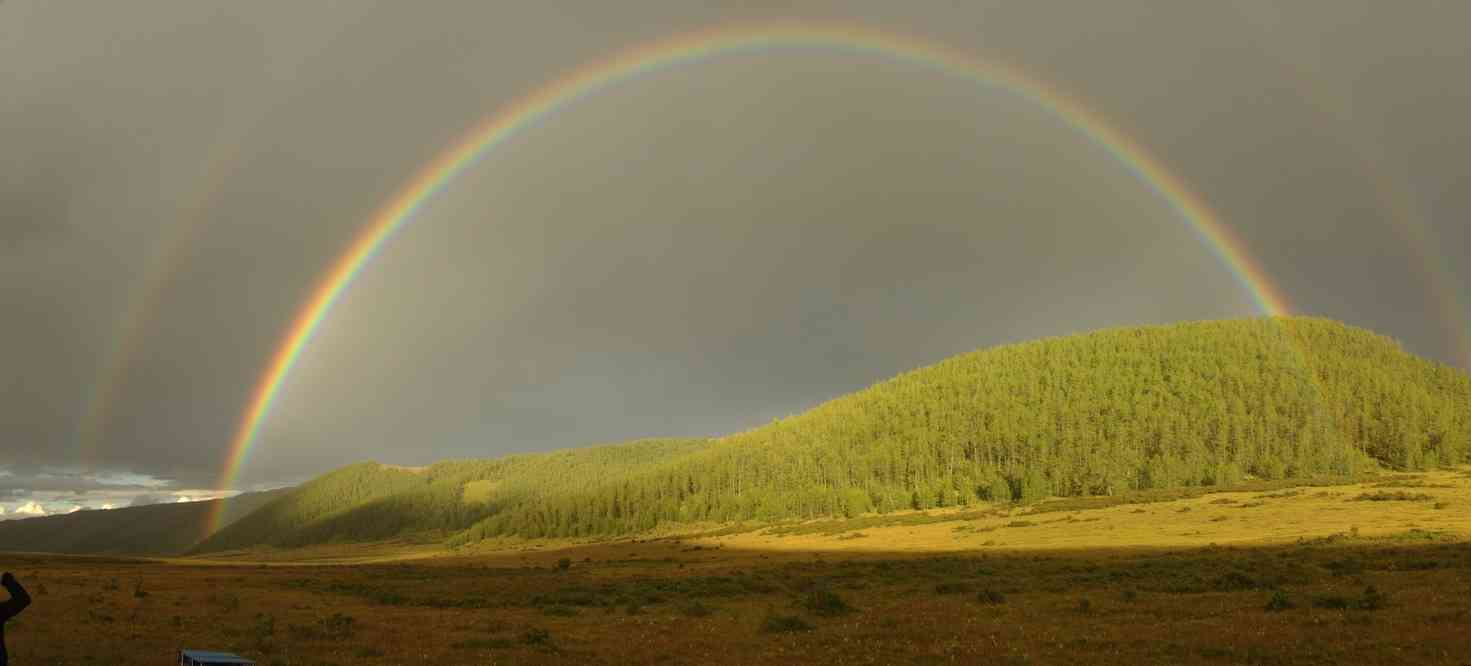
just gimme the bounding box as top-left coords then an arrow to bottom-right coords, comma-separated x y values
194,317 -> 1470,553
0,488 -> 289,556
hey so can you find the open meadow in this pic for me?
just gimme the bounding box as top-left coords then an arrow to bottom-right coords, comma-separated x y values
4,469 -> 1470,664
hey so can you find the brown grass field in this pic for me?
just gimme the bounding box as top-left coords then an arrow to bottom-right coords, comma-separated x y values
5,468 -> 1471,664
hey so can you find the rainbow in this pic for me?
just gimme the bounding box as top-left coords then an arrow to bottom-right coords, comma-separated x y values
1231,7 -> 1471,371
205,22 -> 1293,536
76,132 -> 248,471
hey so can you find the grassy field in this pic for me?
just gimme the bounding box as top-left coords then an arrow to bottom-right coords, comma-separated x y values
4,469 -> 1470,664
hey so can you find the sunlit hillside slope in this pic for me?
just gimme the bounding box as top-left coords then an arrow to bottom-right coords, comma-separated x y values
195,317 -> 1471,553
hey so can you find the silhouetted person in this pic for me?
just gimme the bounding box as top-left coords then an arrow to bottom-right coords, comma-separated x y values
0,572 -> 30,666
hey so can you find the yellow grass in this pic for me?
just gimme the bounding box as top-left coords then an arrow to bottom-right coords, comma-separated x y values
710,471 -> 1471,556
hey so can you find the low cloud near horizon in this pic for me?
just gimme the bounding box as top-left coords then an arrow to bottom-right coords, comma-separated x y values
0,489 -> 234,520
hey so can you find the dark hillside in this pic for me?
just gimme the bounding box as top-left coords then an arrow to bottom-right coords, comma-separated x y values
0,488 -> 288,556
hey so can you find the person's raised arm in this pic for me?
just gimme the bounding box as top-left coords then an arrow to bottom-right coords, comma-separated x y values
0,572 -> 30,622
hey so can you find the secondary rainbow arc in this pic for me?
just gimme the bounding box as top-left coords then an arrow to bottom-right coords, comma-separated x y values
76,134 -> 249,471
205,22 -> 1293,537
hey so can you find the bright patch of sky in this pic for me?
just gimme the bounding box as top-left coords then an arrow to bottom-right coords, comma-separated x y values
0,482 -> 238,520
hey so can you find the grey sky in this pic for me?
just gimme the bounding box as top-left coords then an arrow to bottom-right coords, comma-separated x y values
2,1 -> 1468,509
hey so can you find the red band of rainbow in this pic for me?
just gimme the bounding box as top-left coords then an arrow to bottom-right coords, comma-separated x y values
205,23 -> 1292,537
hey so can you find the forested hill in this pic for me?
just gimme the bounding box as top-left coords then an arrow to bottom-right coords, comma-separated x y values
195,317 -> 1471,553
0,488 -> 288,556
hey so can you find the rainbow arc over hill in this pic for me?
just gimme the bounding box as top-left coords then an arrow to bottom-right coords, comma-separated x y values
204,23 -> 1293,537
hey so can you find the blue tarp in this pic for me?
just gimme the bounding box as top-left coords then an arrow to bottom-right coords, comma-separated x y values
180,649 -> 255,665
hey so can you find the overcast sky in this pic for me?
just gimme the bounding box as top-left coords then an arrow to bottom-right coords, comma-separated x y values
3,1 -> 1468,514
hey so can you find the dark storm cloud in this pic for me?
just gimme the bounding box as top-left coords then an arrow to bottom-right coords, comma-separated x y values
0,215 -> 68,253
0,473 -> 156,495
2,1 -> 1467,495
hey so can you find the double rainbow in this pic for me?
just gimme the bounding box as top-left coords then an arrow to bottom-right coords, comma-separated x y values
205,22 -> 1292,536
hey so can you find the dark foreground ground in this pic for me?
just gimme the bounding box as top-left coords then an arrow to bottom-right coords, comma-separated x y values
3,533 -> 1470,665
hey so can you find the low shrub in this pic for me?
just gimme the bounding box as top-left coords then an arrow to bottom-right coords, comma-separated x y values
1385,529 -> 1450,541
1264,590 -> 1294,612
1350,491 -> 1434,502
680,601 -> 713,617
934,582 -> 972,595
325,612 -> 356,634
1312,595 -> 1351,609
1371,480 -> 1453,489
1322,558 -> 1363,576
1258,490 -> 1302,499
1360,585 -> 1387,610
1213,571 -> 1257,591
251,613 -> 275,643
761,613 -> 814,633
802,589 -> 853,616
977,589 -> 1007,605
